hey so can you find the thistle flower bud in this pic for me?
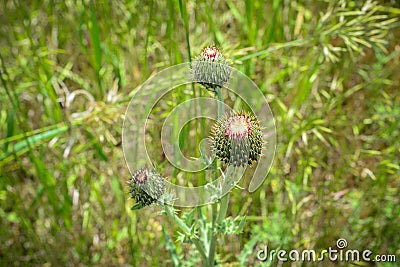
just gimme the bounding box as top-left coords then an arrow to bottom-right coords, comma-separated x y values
192,46 -> 231,90
211,112 -> 263,167
129,168 -> 165,210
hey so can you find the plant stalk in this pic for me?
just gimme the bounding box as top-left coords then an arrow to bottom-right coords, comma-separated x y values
164,205 -> 208,265
208,87 -> 228,266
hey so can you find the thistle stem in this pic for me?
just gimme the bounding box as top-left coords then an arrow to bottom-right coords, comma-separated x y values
215,87 -> 224,117
208,87 -> 228,266
164,205 -> 208,265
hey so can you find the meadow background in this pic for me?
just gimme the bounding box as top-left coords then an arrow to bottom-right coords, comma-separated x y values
0,0 -> 399,266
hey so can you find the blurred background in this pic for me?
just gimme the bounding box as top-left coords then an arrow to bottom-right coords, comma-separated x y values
0,0 -> 399,266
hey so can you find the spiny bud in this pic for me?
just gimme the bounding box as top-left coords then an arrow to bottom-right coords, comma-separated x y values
128,168 -> 165,210
192,45 -> 231,90
211,112 -> 263,167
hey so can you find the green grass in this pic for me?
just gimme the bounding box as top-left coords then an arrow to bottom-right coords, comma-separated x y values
1,0 -> 399,266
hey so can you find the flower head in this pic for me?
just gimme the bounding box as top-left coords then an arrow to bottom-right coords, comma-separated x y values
202,46 -> 220,60
211,112 -> 263,167
129,168 -> 165,210
192,45 -> 231,90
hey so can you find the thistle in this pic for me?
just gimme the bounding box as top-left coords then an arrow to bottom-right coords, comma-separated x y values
211,112 -> 263,167
129,168 -> 165,210
192,45 -> 231,90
